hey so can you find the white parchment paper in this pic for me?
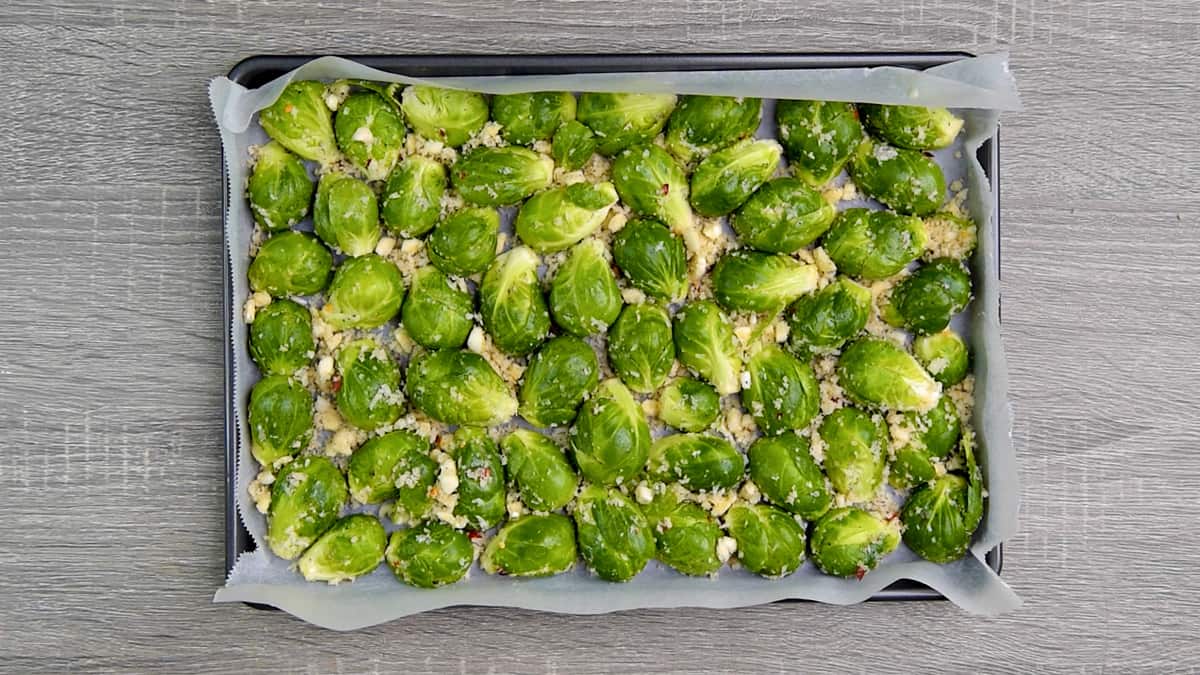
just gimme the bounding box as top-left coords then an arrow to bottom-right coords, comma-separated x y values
210,55 -> 1021,630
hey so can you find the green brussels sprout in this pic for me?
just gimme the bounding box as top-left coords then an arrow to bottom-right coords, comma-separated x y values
491,91 -> 577,145
576,93 -> 676,156
482,513 -> 577,577
501,428 -> 580,512
346,430 -> 435,517
818,407 -> 887,502
312,172 -> 381,257
334,91 -> 406,180
249,299 -> 315,375
385,521 -> 474,588
822,208 -> 928,280
258,80 -> 339,164
689,138 -> 782,217
859,104 -> 964,151
672,300 -> 742,395
574,484 -> 655,582
607,303 -> 675,394
836,338 -> 941,412
380,155 -> 447,237
639,489 -> 723,576
297,514 -> 386,583
334,338 -> 404,431
711,250 -> 819,313
889,394 -> 961,490
848,137 -> 946,216
741,344 -> 821,435
406,349 -> 518,427
611,144 -> 692,234
451,146 -> 555,206
519,336 -> 599,428
747,432 -> 832,519
922,211 -> 977,261
247,374 -> 312,466
570,378 -> 650,486
428,207 -> 500,277
724,502 -> 807,578
549,238 -> 622,336
786,277 -> 871,357
551,120 -> 599,171
514,181 -> 619,253
809,506 -> 901,578
248,231 -> 333,297
730,177 -> 836,253
664,95 -> 762,165
399,85 -> 488,147
247,141 -> 313,231
775,100 -> 863,187
266,455 -> 347,560
479,246 -> 551,356
448,428 -> 506,530
646,433 -> 744,491
901,435 -> 983,563
887,258 -> 973,335
656,377 -> 721,432
319,254 -> 405,330
912,329 -> 970,386
401,266 -> 473,349
611,218 -> 689,303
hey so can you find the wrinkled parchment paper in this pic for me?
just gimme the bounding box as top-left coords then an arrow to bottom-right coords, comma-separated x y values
210,55 -> 1022,630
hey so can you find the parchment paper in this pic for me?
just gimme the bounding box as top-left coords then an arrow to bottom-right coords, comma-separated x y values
210,55 -> 1021,630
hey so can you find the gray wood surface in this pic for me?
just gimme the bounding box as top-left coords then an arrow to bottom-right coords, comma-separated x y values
1,0 -> 1198,672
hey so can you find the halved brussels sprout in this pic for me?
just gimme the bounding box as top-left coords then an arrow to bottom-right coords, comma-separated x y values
249,299 -> 315,375
809,506 -> 901,578
386,521 -> 474,588
574,484 -> 655,582
889,394 -> 961,490
775,100 -> 863,187
570,378 -> 650,486
448,427 -> 506,531
612,218 -> 689,303
741,344 -> 820,435
515,181 -> 619,253
748,432 -> 831,519
859,104 -> 964,151
313,172 -> 381,257
427,207 -> 500,277
611,144 -> 692,234
381,155 -> 446,237
479,246 -> 551,356
400,85 -> 488,147
607,303 -> 675,394
664,95 -> 762,165
335,338 -> 405,431
248,231 -> 333,297
551,120 -> 599,171
821,208 -> 928,280
346,429 -> 434,515
672,300 -> 742,395
406,349 -> 518,427
319,254 -> 405,330
334,90 -> 406,180
836,338 -> 941,412
901,436 -> 983,563
401,266 -> 473,349
848,137 -> 946,216
576,93 -> 676,156
711,250 -> 818,313
724,502 -> 807,578
731,177 -> 836,253
259,80 -> 339,164
639,489 -> 723,576
657,377 -> 721,432
519,336 -> 600,428
689,138 -> 782,217
491,91 -> 577,145
887,258 -> 972,335
501,428 -> 580,512
266,455 -> 347,560
912,329 -> 970,386
786,276 -> 871,357
247,141 -> 313,231
297,514 -> 386,583
819,407 -> 887,502
549,238 -> 622,336
646,433 -> 744,492
451,146 -> 554,206
248,374 -> 312,466
482,513 -> 577,577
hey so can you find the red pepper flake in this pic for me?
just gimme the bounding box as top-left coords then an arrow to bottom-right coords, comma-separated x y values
659,183 -> 670,196
480,466 -> 492,480
283,103 -> 294,114
467,530 -> 483,541
855,566 -> 867,581
331,375 -> 343,393
850,107 -> 859,119
438,128 -> 447,138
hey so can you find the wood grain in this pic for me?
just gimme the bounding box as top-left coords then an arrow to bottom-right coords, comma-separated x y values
2,0 -> 1199,672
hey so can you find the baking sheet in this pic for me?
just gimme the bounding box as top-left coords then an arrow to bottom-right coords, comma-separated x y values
210,54 -> 1022,630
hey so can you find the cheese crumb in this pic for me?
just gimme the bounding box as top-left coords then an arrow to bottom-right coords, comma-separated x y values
325,427 -> 362,457
375,236 -> 397,257
641,398 -> 659,418
716,536 -> 738,563
248,469 -> 274,513
738,480 -> 762,504
314,396 -> 342,431
634,482 -> 654,505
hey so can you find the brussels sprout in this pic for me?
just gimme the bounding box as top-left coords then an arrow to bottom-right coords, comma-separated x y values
836,338 -> 941,412
334,91 -> 406,180
576,93 -> 676,156
346,430 -> 435,517
912,329 -> 970,386
335,338 -> 404,431
259,80 -> 339,164
786,277 -> 871,357
447,428 -> 506,530
319,254 -> 405,330
656,377 -> 721,432
428,207 -> 500,277
380,155 -> 446,237
519,336 -> 600,428
607,303 -> 675,394
401,266 -> 473,349
266,455 -> 347,560
574,485 -> 655,582
492,92 -> 577,145
775,100 -> 863,187
859,104 -> 964,151
689,139 -> 782,217
747,433 -> 831,519
672,300 -> 742,395
712,250 -> 818,313
385,521 -> 474,588
312,172 -> 381,257
741,344 -> 820,435
479,246 -> 551,356
730,177 -> 836,253
724,503 -> 807,578
551,120 -> 599,171
249,299 -> 315,376
922,211 -> 977,261
664,95 -> 762,165
646,433 -> 744,491
549,239 -> 622,336
822,208 -> 928,280
297,514 -> 386,583
482,513 -> 577,577
848,138 -> 945,216
451,146 -> 555,206
611,218 -> 689,303
248,231 -> 333,297
611,144 -> 692,234
819,407 -> 887,501
247,141 -> 313,231
889,394 -> 961,490
248,374 -> 312,466
639,490 -> 723,576
501,429 -> 580,512
406,350 -> 518,427
514,181 -> 619,253
887,258 -> 973,335
901,436 -> 983,563
399,85 -> 488,147
570,378 -> 650,486
809,506 -> 901,578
